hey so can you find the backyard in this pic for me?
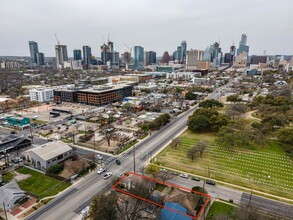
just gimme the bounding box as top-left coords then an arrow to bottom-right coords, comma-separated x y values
17,167 -> 70,198
153,130 -> 293,199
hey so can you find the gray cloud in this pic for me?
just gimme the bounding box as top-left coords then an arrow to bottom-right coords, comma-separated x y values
0,0 -> 292,56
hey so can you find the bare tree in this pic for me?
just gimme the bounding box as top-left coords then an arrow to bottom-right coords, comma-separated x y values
157,172 -> 174,182
195,141 -> 209,157
102,126 -> 116,147
170,137 -> 182,149
186,146 -> 198,162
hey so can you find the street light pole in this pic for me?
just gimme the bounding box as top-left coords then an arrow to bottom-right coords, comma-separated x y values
133,145 -> 136,173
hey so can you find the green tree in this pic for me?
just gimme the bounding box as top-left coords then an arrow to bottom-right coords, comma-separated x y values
277,128 -> 293,145
185,92 -> 197,100
227,94 -> 242,102
170,137 -> 182,149
90,192 -> 118,220
188,108 -> 229,132
46,163 -> 64,174
145,165 -> 160,178
199,99 -> 223,108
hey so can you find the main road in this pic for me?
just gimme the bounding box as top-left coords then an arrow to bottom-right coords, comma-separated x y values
25,81 -> 293,220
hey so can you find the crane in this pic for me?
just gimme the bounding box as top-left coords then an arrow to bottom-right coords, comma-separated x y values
54,33 -> 60,45
123,43 -> 132,56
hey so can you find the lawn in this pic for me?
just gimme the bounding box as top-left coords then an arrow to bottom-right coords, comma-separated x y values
2,172 -> 15,183
207,201 -> 235,220
31,119 -> 47,125
154,130 -> 293,199
17,167 -> 70,198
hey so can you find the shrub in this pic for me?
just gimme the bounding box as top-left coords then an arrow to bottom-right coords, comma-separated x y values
46,163 -> 64,174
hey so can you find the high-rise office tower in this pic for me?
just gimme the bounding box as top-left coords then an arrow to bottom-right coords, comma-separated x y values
73,49 -> 82,60
161,51 -> 171,64
148,51 -> 156,64
35,52 -> 45,66
203,46 -> 213,62
55,45 -> 68,69
82,46 -> 92,69
144,51 -> 150,66
181,41 -> 187,64
186,49 -> 204,69
133,46 -> 144,70
28,41 -> 39,67
237,34 -> 249,57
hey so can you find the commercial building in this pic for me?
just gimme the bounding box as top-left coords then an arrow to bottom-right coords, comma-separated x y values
149,51 -> 157,64
0,134 -> 31,154
35,52 -> 45,66
0,62 -> 21,69
186,49 -> 204,70
161,51 -> 171,64
55,44 -> 68,69
173,41 -> 187,64
251,56 -> 267,65
23,141 -> 73,171
83,46 -> 92,70
134,46 -> 144,70
6,117 -> 30,128
29,88 -> 54,102
73,49 -> 82,60
54,84 -> 134,106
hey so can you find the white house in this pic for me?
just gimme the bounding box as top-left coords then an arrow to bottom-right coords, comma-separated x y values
0,180 -> 26,210
23,141 -> 73,171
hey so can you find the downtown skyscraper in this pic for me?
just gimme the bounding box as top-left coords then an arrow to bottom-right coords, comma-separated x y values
133,46 -> 144,70
82,46 -> 91,69
237,34 -> 249,57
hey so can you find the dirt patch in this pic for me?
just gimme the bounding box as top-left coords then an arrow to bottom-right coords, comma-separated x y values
13,171 -> 31,182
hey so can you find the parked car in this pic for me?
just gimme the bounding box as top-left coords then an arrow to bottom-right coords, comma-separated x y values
191,176 -> 201,181
179,174 -> 189,179
96,155 -> 103,160
206,180 -> 216,185
103,172 -> 113,179
170,171 -> 179,176
0,154 -> 4,159
97,168 -> 106,174
10,131 -> 16,134
115,159 -> 121,165
160,169 -> 168,173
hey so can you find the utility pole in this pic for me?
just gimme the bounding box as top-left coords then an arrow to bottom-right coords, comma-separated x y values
133,145 -> 136,173
3,202 -> 8,220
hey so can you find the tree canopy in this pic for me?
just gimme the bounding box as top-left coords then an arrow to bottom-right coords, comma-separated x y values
199,99 -> 223,108
188,108 -> 229,132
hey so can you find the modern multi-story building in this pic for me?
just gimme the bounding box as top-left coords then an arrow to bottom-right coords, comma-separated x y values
237,34 -> 249,58
161,51 -> 171,64
28,41 -> 39,67
134,46 -> 144,70
35,52 -> 45,66
251,56 -> 267,65
82,46 -> 92,70
144,51 -> 149,66
73,49 -> 82,60
29,88 -> 54,102
53,84 -> 134,106
186,49 -> 204,70
181,41 -> 187,64
148,51 -> 156,64
55,44 -> 68,69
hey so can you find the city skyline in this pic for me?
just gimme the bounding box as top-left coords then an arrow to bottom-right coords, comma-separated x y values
1,0 -> 293,56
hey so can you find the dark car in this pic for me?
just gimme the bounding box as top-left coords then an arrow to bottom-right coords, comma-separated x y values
10,131 -> 17,134
191,176 -> 201,181
115,159 -> 121,165
206,179 -> 216,185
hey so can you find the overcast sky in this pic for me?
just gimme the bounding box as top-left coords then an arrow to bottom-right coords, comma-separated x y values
0,0 -> 292,57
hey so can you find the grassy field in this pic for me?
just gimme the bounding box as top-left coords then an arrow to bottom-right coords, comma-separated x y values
154,130 -> 293,199
17,167 -> 70,198
207,201 -> 235,220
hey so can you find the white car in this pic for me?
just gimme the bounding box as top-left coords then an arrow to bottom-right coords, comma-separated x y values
179,174 -> 189,179
96,155 -> 103,160
97,168 -> 106,174
103,172 -> 113,179
160,169 -> 168,173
